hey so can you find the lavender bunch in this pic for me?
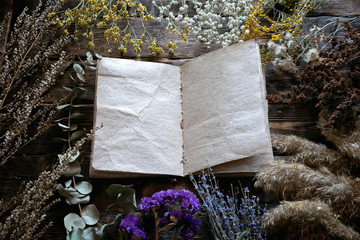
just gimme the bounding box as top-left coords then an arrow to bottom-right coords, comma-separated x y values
190,169 -> 266,240
119,189 -> 201,240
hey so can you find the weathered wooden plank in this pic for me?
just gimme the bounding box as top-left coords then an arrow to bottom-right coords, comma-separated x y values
309,0 -> 360,17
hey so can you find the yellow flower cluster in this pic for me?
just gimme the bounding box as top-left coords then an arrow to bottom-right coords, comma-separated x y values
168,41 -> 178,54
50,0 -> 172,56
148,41 -> 164,55
242,0 -> 314,42
241,0 -> 319,63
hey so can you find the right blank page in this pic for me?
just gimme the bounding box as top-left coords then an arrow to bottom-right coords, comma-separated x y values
181,40 -> 273,175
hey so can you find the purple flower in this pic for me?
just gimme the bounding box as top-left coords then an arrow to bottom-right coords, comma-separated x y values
119,215 -> 146,239
177,189 -> 201,214
160,210 -> 183,225
138,197 -> 159,212
180,214 -> 201,240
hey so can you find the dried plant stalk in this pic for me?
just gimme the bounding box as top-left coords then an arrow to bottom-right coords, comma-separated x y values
255,162 -> 360,223
0,0 -> 72,165
263,200 -> 360,240
0,134 -> 92,240
271,133 -> 351,175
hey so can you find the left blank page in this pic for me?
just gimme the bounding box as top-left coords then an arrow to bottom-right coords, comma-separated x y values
90,58 -> 183,177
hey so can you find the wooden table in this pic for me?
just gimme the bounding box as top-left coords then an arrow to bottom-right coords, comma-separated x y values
0,0 -> 359,239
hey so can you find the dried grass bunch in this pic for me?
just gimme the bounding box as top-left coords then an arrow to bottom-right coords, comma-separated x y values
0,0 -> 95,239
268,21 -> 360,129
0,134 -> 92,240
0,0 -> 72,165
255,114 -> 360,239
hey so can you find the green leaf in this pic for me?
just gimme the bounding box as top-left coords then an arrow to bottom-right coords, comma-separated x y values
95,53 -> 103,59
58,122 -> 70,131
77,72 -> 85,82
82,227 -> 102,240
63,86 -> 74,92
74,63 -> 85,74
106,184 -> 136,214
66,194 -> 90,205
63,161 -> 81,177
54,117 -> 68,122
52,137 -> 68,143
69,190 -> 87,198
72,105 -> 86,108
57,184 -> 76,198
106,184 -> 134,197
71,131 -> 86,143
69,228 -> 83,240
64,213 -> 86,231
86,52 -> 93,59
82,204 -> 100,225
70,124 -> 78,131
70,151 -> 81,163
70,112 -> 86,119
67,74 -> 76,83
65,180 -> 72,188
76,181 -> 93,195
100,214 -> 122,238
57,104 -> 71,110
86,65 -> 97,70
73,87 -> 86,94
116,188 -> 137,214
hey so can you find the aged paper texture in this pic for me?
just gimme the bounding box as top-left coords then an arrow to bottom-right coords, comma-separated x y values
91,58 -> 183,177
181,40 -> 273,175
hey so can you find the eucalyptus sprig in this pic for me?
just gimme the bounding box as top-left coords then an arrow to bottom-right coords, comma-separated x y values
55,52 -> 103,239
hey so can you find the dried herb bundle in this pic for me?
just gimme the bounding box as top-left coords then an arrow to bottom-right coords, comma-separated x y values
0,134 -> 92,240
255,113 -> 360,239
0,0 -> 72,164
262,200 -> 359,240
268,21 -> 360,128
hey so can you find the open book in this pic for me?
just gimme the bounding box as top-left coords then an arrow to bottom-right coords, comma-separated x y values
90,40 -> 273,177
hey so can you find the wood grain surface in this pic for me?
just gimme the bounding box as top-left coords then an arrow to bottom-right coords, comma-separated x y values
0,0 -> 359,239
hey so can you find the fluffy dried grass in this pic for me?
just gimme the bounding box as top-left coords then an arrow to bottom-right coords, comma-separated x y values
263,200 -> 360,240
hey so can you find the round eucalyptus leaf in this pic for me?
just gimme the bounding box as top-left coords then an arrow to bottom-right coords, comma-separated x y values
76,181 -> 93,195
87,59 -> 95,66
64,213 -> 86,231
71,131 -> 86,143
58,122 -> 70,131
70,151 -> 81,163
82,227 -> 102,240
77,72 -> 85,82
70,124 -> 78,131
66,194 -> 90,205
65,179 -> 72,188
86,65 -> 97,70
57,184 -> 76,198
95,53 -> 103,59
70,112 -> 86,119
82,204 -> 100,225
105,184 -> 134,197
69,228 -> 83,240
73,63 -> 85,74
57,104 -> 71,110
63,161 -> 81,177
69,190 -> 87,198
52,137 -> 68,143
86,52 -> 93,59
116,188 -> 137,214
73,87 -> 86,94
63,86 -> 73,92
